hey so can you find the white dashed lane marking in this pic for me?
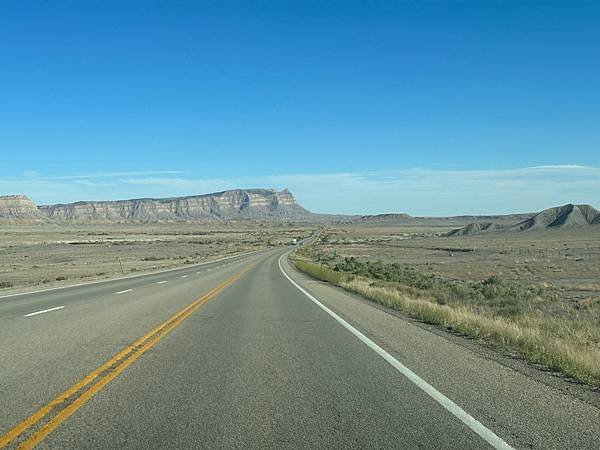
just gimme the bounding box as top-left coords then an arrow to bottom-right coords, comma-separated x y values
24,306 -> 65,317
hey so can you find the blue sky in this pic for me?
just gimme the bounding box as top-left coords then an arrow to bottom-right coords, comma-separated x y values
1,1 -> 599,215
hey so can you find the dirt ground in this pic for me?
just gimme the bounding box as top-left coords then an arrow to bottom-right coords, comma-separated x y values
0,223 -> 313,294
318,220 -> 600,304
298,219 -> 600,386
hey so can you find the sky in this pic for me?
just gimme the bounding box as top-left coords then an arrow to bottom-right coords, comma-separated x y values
1,1 -> 599,215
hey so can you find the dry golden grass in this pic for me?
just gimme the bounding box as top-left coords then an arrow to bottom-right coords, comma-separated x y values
563,283 -> 600,292
293,259 -> 600,386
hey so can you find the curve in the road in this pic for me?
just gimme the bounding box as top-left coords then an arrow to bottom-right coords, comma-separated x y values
278,252 -> 513,450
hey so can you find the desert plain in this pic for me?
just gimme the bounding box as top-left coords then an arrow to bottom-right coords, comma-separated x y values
0,223 -> 312,295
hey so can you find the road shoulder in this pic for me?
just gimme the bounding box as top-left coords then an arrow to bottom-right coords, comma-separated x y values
280,253 -> 600,450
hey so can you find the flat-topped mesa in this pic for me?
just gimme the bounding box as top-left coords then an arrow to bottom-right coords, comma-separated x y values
0,195 -> 44,219
38,188 -> 312,222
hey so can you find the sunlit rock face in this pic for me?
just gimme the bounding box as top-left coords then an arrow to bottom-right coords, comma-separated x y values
0,195 -> 44,220
37,189 -> 312,222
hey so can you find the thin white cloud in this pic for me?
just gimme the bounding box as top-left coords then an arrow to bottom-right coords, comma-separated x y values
17,170 -> 186,180
525,164 -> 596,170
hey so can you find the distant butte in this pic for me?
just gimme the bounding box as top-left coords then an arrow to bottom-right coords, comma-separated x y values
0,189 -> 313,223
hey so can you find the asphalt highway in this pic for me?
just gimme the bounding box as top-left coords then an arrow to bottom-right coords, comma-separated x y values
1,247 -> 598,449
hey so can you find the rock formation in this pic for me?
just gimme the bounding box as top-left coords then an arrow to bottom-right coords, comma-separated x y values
509,204 -> 600,231
36,188 -> 312,222
446,204 -> 600,236
0,195 -> 45,220
445,222 -> 505,237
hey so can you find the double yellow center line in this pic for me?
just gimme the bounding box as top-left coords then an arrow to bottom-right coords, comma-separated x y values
0,264 -> 253,449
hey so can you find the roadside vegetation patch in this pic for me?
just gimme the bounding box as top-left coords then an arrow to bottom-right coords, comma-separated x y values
291,252 -> 600,386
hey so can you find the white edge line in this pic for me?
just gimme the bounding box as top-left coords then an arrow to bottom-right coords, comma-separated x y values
0,249 -> 264,300
116,289 -> 133,294
24,305 -> 65,317
278,253 -> 513,450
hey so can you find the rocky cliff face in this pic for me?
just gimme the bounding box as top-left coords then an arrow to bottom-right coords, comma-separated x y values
37,188 -> 312,222
0,195 -> 45,220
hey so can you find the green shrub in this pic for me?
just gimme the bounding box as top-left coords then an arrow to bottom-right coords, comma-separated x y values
292,256 -> 600,386
294,260 -> 346,285
331,257 -> 549,317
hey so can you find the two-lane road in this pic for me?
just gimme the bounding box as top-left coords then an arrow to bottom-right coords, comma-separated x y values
1,247 -> 599,448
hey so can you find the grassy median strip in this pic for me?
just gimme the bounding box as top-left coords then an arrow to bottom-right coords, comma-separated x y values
0,264 -> 253,449
291,257 -> 600,386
